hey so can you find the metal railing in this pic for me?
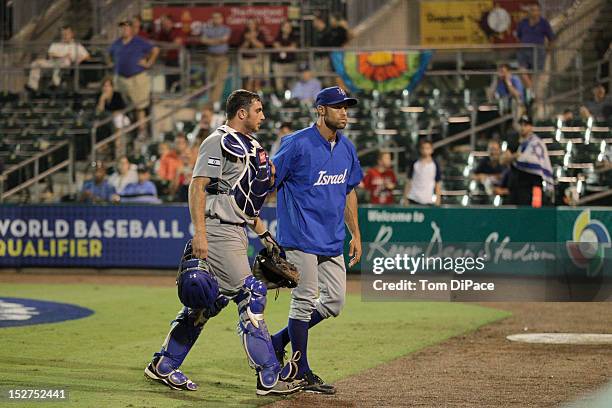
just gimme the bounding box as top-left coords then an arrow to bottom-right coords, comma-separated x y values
0,139 -> 74,203
90,78 -> 224,162
0,40 -> 190,94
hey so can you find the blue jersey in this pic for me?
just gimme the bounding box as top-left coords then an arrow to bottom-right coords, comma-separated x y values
273,124 -> 363,256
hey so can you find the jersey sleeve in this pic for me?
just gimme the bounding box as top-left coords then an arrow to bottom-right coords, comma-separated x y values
271,136 -> 295,188
192,135 -> 222,179
346,145 -> 364,193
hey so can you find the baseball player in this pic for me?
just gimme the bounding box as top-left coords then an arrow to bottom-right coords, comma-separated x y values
145,90 -> 302,396
269,86 -> 364,394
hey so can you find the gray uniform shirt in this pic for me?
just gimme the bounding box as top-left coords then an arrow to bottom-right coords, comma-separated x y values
192,125 -> 253,225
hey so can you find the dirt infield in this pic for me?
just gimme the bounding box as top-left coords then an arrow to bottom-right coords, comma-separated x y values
2,273 -> 611,407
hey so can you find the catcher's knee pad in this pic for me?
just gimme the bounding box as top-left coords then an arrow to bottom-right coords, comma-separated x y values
236,275 -> 281,388
177,240 -> 229,317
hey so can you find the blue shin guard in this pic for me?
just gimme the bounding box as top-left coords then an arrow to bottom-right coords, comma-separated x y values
236,275 -> 285,388
155,307 -> 209,368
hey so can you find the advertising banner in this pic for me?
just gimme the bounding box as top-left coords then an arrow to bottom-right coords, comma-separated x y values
420,0 -> 536,45
0,205 -> 277,269
152,6 -> 288,46
1,205 -> 609,275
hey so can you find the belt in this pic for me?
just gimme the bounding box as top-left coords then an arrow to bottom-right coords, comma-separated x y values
206,189 -> 229,195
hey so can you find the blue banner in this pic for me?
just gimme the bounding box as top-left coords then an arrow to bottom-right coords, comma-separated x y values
0,205 -> 277,268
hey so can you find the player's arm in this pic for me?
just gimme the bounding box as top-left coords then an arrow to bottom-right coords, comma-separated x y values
189,176 -> 210,259
345,189 -> 361,267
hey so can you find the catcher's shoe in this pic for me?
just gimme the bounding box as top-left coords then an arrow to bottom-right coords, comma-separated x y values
299,371 -> 336,395
144,356 -> 198,391
256,377 -> 303,396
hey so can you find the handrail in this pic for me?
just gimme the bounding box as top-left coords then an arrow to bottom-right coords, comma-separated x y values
432,113 -> 514,150
543,67 -> 612,105
0,139 -> 74,203
576,188 -> 612,205
91,77 -> 225,161
1,159 -> 71,201
1,141 -> 69,176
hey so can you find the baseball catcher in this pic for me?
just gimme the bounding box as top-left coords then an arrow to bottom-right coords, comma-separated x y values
145,90 -> 302,396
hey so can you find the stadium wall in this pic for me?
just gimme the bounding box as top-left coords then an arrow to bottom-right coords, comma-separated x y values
0,205 -> 610,272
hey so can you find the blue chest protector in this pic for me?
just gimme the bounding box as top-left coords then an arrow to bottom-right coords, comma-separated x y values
220,126 -> 272,219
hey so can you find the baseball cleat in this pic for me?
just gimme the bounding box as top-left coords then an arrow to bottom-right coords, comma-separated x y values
144,356 -> 198,391
299,371 -> 336,395
256,377 -> 303,396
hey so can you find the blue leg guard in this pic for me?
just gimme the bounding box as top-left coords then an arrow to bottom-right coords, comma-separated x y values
236,275 -> 283,388
155,307 -> 210,369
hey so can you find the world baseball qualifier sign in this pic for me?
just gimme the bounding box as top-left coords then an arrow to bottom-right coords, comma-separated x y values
0,205 -> 610,273
0,205 -> 277,268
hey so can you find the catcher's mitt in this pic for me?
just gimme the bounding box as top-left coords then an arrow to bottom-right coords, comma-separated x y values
252,249 -> 299,289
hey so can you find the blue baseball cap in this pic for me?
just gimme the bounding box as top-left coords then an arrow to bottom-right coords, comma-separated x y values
315,86 -> 358,107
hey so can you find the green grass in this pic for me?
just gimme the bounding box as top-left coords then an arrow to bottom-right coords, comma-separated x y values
0,284 -> 509,407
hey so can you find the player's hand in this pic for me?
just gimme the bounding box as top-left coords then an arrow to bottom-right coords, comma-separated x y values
348,236 -> 362,268
192,233 -> 209,259
259,230 -> 281,257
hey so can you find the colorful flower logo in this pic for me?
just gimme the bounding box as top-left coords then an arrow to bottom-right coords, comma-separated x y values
330,50 -> 433,93
566,210 -> 611,277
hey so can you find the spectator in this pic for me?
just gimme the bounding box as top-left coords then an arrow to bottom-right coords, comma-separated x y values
488,63 -> 524,103
239,18 -> 266,92
154,14 -> 185,91
108,155 -> 138,194
401,140 -> 442,206
272,20 -> 299,93
109,20 -> 159,138
115,164 -> 161,203
79,162 -> 116,203
174,149 -> 193,202
193,104 -> 224,145
559,108 -> 574,124
132,15 -> 150,39
505,115 -> 553,206
269,122 -> 292,157
26,25 -> 90,92
472,140 -> 507,196
328,15 -> 350,47
473,140 -> 505,182
361,151 -> 397,205
516,3 -> 554,90
200,12 -> 231,106
580,84 -> 612,122
290,67 -> 322,103
96,77 -> 129,128
312,15 -> 332,80
156,142 -> 181,183
174,132 -> 190,156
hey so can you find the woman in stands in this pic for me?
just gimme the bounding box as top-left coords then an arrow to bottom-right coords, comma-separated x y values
96,77 -> 129,129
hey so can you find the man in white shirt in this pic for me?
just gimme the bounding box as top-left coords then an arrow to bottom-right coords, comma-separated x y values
27,25 -> 90,91
402,140 -> 442,206
107,156 -> 138,195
